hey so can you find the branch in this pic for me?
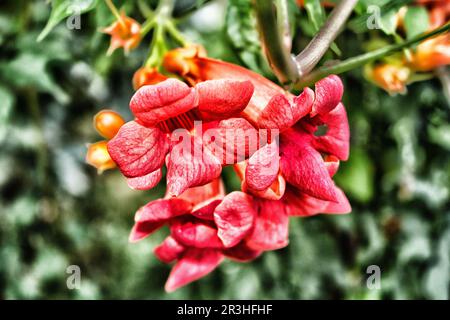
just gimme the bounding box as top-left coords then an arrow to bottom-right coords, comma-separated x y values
254,0 -> 299,84
295,0 -> 358,77
293,23 -> 450,89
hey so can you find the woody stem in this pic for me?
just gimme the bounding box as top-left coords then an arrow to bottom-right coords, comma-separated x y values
254,0 -> 299,84
294,0 -> 358,77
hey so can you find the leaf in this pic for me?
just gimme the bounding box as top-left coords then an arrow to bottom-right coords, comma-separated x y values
225,0 -> 272,76
335,147 -> 374,203
349,0 -> 414,34
0,53 -> 68,103
378,7 -> 398,35
37,0 -> 98,42
404,6 -> 429,40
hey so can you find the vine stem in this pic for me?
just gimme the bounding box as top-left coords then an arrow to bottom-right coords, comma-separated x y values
295,0 -> 358,77
254,0 -> 299,84
293,23 -> 450,89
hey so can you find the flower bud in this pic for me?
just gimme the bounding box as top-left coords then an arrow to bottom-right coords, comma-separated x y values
86,141 -> 116,174
93,110 -> 125,139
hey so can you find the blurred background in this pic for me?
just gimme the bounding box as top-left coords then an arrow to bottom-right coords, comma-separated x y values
0,0 -> 449,299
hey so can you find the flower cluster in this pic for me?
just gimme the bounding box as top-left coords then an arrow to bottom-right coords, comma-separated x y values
86,44 -> 351,291
88,3 -> 351,292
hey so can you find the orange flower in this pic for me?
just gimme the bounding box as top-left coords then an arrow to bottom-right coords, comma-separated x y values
163,45 -> 207,85
93,110 -> 125,139
369,63 -> 411,94
132,67 -> 168,90
86,141 -> 116,173
410,35 -> 450,71
102,12 -> 141,55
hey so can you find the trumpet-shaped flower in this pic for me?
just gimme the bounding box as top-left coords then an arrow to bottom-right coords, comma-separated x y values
130,179 -> 292,292
107,78 -> 256,196
163,54 -> 350,212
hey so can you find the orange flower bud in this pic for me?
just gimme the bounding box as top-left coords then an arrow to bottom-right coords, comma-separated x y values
103,12 -> 141,55
369,63 -> 411,94
410,35 -> 450,71
86,141 -> 116,174
163,45 -> 207,84
93,110 -> 125,139
132,67 -> 168,90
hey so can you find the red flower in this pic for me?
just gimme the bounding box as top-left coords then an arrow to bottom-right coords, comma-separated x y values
106,78 -> 256,196
163,54 -> 350,213
129,179 -> 292,292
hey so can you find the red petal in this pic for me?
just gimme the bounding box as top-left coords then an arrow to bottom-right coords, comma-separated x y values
195,80 -> 254,121
191,199 -> 221,220
166,135 -> 222,197
134,198 -> 192,223
312,103 -> 350,161
223,241 -> 261,262
129,198 -> 192,243
213,192 -> 256,248
280,129 -> 338,202
245,139 -> 279,191
130,79 -> 196,126
178,178 -> 225,207
285,187 -> 351,217
165,248 -> 223,292
246,199 -> 289,251
187,57 -> 287,123
203,118 -> 259,164
154,236 -> 185,263
311,75 -> 343,116
243,173 -> 286,200
258,88 -> 314,130
129,221 -> 165,243
126,169 -> 162,190
171,218 -> 224,248
107,121 -> 169,177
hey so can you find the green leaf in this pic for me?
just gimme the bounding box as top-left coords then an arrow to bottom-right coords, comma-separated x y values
349,0 -> 414,34
304,0 -> 326,31
37,0 -> 98,42
304,0 -> 341,55
0,53 -> 69,104
335,148 -> 375,203
225,0 -> 272,76
404,6 -> 429,40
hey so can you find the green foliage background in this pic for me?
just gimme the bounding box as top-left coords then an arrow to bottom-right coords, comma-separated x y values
0,0 -> 449,299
